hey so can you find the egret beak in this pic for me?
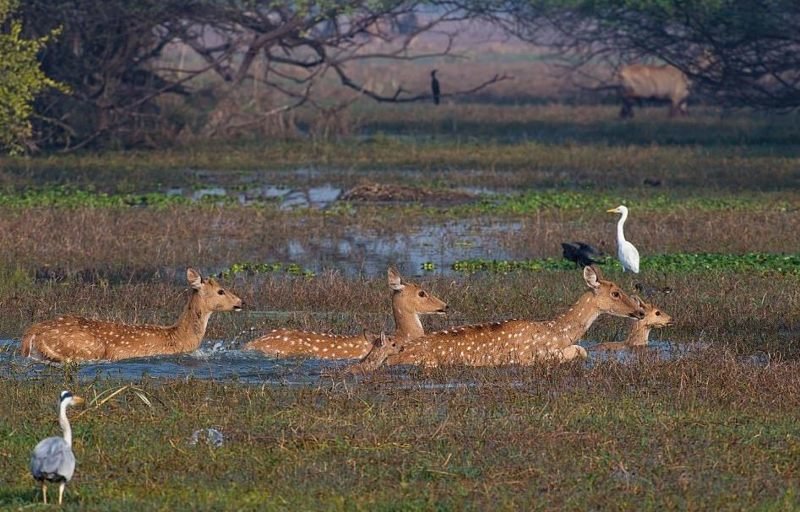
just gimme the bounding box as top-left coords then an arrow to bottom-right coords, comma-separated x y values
606,207 -> 618,213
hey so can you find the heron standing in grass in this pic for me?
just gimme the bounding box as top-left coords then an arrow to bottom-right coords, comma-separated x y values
30,390 -> 84,505
431,69 -> 440,105
607,205 -> 640,273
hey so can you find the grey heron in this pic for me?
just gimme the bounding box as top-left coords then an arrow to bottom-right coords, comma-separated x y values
607,205 -> 640,273
30,390 -> 84,505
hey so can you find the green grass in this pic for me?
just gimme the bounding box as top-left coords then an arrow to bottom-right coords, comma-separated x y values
2,359 -> 800,510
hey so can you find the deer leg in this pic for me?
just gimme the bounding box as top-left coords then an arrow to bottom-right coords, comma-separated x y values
560,345 -> 588,361
620,97 -> 634,118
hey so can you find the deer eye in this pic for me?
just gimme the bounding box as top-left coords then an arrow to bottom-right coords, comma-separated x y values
655,311 -> 661,316
611,291 -> 620,298
217,290 -> 226,295
418,290 -> 427,298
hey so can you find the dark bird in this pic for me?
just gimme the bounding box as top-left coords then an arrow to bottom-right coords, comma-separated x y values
634,281 -> 673,298
561,242 -> 604,267
430,69 -> 440,105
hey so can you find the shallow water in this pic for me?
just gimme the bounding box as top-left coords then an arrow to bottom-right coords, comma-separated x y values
1,338 -> 731,385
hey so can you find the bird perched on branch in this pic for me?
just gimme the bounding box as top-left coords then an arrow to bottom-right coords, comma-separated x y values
430,69 -> 440,105
30,391 -> 85,505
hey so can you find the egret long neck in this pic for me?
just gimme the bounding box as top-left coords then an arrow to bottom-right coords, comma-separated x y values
617,209 -> 628,243
59,401 -> 72,447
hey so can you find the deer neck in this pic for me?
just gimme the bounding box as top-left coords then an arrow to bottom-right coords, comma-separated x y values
546,291 -> 602,346
393,298 -> 424,341
625,321 -> 651,346
170,291 -> 211,350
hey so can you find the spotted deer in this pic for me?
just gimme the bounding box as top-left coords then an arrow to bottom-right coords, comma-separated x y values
244,267 -> 447,359
20,268 -> 243,362
343,332 -> 403,375
384,266 -> 645,367
593,297 -> 673,351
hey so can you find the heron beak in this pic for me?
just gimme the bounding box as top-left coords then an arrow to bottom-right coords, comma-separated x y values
72,396 -> 85,406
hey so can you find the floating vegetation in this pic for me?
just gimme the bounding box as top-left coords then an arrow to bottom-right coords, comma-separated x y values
0,186 -> 194,208
449,253 -> 800,275
465,191 -> 796,215
0,185 -> 796,215
218,262 -> 315,279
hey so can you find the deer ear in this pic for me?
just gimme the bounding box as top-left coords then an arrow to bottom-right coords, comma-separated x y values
632,295 -> 646,308
186,268 -> 203,289
387,267 -> 404,291
583,266 -> 600,289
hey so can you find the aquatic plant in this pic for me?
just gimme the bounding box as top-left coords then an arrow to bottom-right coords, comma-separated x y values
449,253 -> 800,275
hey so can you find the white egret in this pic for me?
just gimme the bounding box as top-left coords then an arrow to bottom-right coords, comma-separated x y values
30,390 -> 84,505
606,205 -> 640,273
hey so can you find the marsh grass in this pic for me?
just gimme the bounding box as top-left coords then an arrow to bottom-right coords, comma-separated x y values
1,104 -> 799,509
1,105 -> 799,192
2,352 -> 800,510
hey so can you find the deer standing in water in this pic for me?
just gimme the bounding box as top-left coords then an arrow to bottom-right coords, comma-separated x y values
384,266 -> 645,367
20,268 -> 243,362
244,267 -> 447,359
593,297 -> 673,351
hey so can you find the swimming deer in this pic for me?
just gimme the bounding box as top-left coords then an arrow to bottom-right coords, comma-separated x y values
593,297 -> 673,351
20,268 -> 243,362
619,64 -> 690,118
384,266 -> 645,367
343,332 -> 404,375
244,267 -> 448,359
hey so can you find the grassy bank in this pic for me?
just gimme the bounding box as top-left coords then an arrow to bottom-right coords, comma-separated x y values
2,355 -> 800,510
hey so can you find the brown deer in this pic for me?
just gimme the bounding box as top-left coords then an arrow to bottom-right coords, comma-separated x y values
244,267 -> 447,359
619,64 -> 690,118
593,297 -> 673,351
343,332 -> 404,375
384,266 -> 645,367
20,268 -> 243,362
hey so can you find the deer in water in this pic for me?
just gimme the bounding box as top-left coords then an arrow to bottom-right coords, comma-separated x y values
593,297 -> 673,351
383,266 -> 645,367
20,268 -> 243,362
343,332 -> 404,375
244,267 -> 447,359
618,64 -> 690,118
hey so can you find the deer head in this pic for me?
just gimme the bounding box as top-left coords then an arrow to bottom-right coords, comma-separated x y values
634,296 -> 673,328
187,268 -> 243,313
583,266 -> 645,319
388,267 -> 448,316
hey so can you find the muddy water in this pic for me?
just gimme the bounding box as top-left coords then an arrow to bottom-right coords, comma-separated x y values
1,338 -> 722,385
289,220 -> 524,277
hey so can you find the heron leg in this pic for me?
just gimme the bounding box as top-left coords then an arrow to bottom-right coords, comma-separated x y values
59,482 -> 65,505
42,483 -> 47,504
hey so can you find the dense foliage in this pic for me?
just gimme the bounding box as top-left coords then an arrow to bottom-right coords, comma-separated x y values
0,0 -> 62,153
